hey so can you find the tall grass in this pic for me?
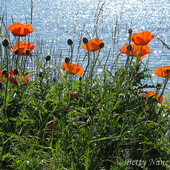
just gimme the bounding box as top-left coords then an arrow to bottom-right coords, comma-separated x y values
0,1 -> 170,170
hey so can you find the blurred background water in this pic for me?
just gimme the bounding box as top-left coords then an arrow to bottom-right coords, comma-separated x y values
0,0 -> 170,96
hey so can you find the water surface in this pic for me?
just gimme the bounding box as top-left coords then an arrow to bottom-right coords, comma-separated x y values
1,0 -> 170,95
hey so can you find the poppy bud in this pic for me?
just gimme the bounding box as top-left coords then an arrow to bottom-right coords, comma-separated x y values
2,38 -> 9,47
65,57 -> 70,64
2,69 -> 7,75
53,78 -> 56,83
5,73 -> 8,78
128,28 -> 132,34
39,72 -> 43,77
25,49 -> 30,56
99,42 -> 104,49
67,39 -> 73,45
0,82 -> 2,88
79,76 -> 82,81
13,68 -> 19,75
166,69 -> 170,74
127,44 -> 132,51
83,37 -> 88,44
15,49 -> 19,55
45,54 -> 51,61
156,83 -> 161,90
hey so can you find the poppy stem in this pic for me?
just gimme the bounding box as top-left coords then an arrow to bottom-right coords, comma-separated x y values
70,45 -> 73,63
16,36 -> 20,69
92,50 -> 101,74
82,45 -> 90,78
125,32 -> 132,70
4,46 -> 9,118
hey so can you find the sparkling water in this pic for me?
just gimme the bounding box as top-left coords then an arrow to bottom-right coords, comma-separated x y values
1,0 -> 170,95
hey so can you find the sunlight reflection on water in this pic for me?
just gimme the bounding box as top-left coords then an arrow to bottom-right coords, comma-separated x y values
1,0 -> 170,95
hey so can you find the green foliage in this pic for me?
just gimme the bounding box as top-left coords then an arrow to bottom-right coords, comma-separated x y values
0,57 -> 169,169
163,93 -> 170,115
0,10 -> 170,170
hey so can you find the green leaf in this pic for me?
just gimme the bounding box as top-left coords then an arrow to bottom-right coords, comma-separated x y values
53,64 -> 61,75
2,153 -> 10,161
85,146 -> 89,170
24,71 -> 37,76
34,59 -> 45,71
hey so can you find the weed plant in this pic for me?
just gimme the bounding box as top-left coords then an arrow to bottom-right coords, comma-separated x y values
0,1 -> 170,170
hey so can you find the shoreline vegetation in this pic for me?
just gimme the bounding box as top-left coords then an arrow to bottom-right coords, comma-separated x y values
0,1 -> 170,169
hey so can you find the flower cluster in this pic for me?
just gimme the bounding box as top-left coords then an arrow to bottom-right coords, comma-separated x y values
60,37 -> 105,100
6,22 -> 35,57
141,90 -> 164,103
120,42 -> 150,59
120,31 -> 155,60
61,37 -> 104,77
82,38 -> 104,51
2,22 -> 35,85
120,30 -> 170,103
10,41 -> 35,57
0,69 -> 29,86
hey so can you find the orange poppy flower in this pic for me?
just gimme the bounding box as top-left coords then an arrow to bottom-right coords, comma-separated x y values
0,71 -> 6,82
0,70 -> 29,86
130,31 -> 155,45
10,41 -> 35,57
141,90 -> 164,103
154,66 -> 170,80
6,22 -> 34,37
61,62 -> 83,76
66,92 -> 77,99
82,38 -> 103,51
120,43 -> 150,59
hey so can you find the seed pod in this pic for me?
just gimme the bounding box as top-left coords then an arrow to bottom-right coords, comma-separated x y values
83,37 -> 88,44
166,69 -> 170,74
39,72 -> 43,77
2,38 -> 9,47
2,69 -> 7,75
128,28 -> 132,34
5,73 -> 8,78
65,57 -> 70,64
127,44 -> 132,51
53,78 -> 56,83
15,49 -> 19,55
25,49 -> 30,56
13,68 -> 19,75
79,76 -> 82,81
67,39 -> 73,45
45,55 -> 51,61
156,83 -> 161,90
99,42 -> 104,49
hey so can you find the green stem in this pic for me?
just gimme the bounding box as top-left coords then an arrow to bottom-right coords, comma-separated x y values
4,47 -> 8,118
156,77 -> 169,104
16,36 -> 20,69
70,45 -> 73,63
83,44 -> 90,78
125,33 -> 132,70
91,50 -> 101,74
